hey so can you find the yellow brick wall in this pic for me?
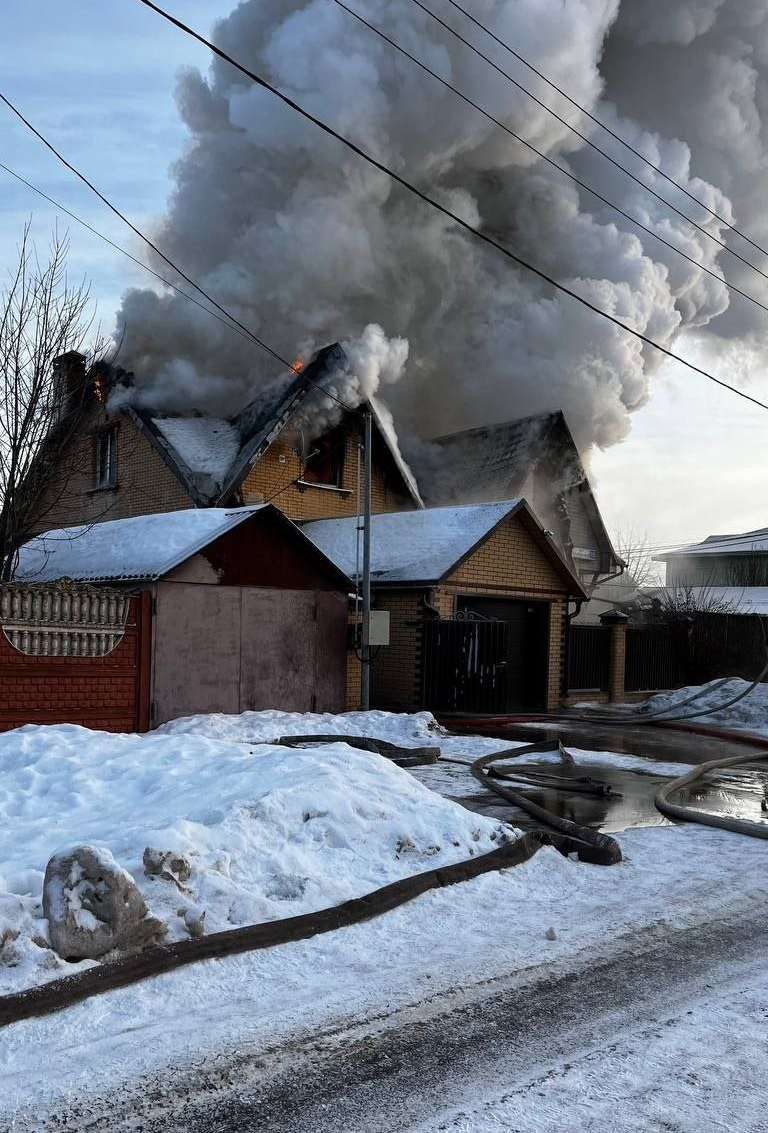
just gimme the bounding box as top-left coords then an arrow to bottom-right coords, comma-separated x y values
239,428 -> 412,520
29,409 -> 415,536
29,407 -> 193,534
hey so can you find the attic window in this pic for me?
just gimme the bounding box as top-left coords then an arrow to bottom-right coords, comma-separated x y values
303,426 -> 345,487
94,426 -> 117,490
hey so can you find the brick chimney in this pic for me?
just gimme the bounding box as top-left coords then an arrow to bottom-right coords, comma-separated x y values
52,351 -> 87,417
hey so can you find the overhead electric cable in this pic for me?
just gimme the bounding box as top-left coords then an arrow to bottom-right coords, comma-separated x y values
0,159 -> 266,347
403,0 -> 768,289
0,93 -> 359,417
444,0 -> 768,265
331,0 -> 768,319
133,0 -> 768,413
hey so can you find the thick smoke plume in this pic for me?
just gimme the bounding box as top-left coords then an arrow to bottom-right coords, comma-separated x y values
115,0 -> 768,455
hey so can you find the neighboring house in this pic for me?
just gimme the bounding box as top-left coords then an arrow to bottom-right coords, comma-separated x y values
15,505 -> 351,725
421,412 -> 623,621
656,528 -> 768,587
302,500 -> 587,713
26,343 -> 422,537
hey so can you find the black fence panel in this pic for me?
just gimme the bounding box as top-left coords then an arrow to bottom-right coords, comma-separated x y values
421,619 -> 509,713
567,625 -> 610,691
625,626 -> 682,691
681,612 -> 768,685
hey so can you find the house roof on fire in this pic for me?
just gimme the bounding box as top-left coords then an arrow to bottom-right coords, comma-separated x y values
14,505 -> 352,586
124,343 -> 423,509
425,410 -> 618,569
301,500 -> 587,595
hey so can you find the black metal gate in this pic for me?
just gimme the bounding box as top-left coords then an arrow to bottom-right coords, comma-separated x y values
421,619 -> 510,713
567,625 -> 610,691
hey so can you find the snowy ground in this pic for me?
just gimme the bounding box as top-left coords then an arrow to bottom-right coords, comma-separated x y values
1,708 -> 768,1125
412,962 -> 768,1133
623,677 -> 768,735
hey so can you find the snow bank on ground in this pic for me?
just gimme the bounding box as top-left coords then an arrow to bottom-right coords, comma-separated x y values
631,678 -> 768,735
155,707 -> 448,746
0,722 -> 509,995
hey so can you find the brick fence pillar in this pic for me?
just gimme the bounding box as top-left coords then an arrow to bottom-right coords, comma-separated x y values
600,610 -> 629,703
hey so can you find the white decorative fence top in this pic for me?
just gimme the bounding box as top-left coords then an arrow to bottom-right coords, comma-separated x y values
0,580 -> 131,657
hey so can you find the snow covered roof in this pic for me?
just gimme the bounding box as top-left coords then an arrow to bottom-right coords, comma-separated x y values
650,586 -> 768,615
15,505 -> 324,584
128,344 -> 423,510
301,500 -> 586,594
654,528 -> 768,561
151,417 -> 241,484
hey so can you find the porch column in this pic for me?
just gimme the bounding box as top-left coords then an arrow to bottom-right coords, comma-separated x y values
600,610 -> 629,703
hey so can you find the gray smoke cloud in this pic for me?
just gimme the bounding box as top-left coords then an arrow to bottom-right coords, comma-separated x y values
113,0 -> 768,455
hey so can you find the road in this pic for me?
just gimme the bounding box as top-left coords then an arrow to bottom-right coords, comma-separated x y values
48,902 -> 768,1132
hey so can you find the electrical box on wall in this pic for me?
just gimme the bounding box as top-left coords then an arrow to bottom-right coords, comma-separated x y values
348,611 -> 391,649
368,610 -> 390,646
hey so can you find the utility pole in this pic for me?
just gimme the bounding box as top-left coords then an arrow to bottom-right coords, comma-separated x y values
360,409 -> 372,709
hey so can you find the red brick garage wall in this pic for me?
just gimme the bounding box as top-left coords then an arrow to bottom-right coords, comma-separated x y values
0,592 -> 151,734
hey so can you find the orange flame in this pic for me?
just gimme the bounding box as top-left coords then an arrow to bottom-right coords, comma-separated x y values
94,375 -> 105,403
291,357 -> 304,373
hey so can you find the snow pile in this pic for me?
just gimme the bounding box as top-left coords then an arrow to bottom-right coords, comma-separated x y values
633,679 -> 768,736
155,707 -> 447,745
0,721 -> 509,994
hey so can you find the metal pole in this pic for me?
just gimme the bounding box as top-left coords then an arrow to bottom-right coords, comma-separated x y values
361,409 -> 372,709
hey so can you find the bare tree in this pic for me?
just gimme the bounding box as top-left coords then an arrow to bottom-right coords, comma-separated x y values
614,527 -> 662,589
0,224 -> 108,579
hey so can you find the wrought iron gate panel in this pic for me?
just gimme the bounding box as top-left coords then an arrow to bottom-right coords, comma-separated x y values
421,619 -> 510,713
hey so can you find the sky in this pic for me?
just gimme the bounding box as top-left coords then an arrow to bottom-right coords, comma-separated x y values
2,0 -> 768,560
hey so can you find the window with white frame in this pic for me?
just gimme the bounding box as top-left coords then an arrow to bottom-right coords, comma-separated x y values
94,427 -> 118,490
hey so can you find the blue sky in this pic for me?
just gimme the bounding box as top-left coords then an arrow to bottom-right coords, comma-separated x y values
3,1 -> 767,556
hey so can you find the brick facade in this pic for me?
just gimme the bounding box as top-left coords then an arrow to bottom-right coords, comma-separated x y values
30,406 -> 192,534
238,425 -> 411,519
29,406 -> 411,533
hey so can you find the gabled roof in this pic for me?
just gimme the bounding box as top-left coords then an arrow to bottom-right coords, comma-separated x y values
127,343 -> 423,509
427,411 -> 619,570
14,505 -> 352,587
301,500 -> 587,596
654,528 -> 768,562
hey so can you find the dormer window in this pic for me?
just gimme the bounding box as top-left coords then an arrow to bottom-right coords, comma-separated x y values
94,426 -> 118,490
303,426 -> 345,487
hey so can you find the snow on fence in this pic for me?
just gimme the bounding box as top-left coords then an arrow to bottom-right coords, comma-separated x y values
0,581 -> 130,657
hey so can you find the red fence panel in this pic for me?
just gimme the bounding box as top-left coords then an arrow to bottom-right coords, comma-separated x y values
0,591 -> 151,734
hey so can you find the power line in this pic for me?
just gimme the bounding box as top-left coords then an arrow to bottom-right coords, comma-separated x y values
405,0 -> 768,291
444,0 -> 768,266
133,0 -> 768,414
331,0 -> 768,319
0,159 -> 264,347
0,94 -> 360,418
0,93 -> 290,369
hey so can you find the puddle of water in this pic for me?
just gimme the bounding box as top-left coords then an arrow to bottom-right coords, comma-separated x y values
454,760 -> 768,834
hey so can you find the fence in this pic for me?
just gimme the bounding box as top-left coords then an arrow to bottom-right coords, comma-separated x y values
625,625 -> 681,692
566,625 -> 610,691
0,581 -> 151,733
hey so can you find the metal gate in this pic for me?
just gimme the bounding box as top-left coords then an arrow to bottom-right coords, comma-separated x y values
567,624 -> 610,691
421,619 -> 510,713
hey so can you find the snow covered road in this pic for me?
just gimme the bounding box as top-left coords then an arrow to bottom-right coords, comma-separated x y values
38,901 -> 768,1132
